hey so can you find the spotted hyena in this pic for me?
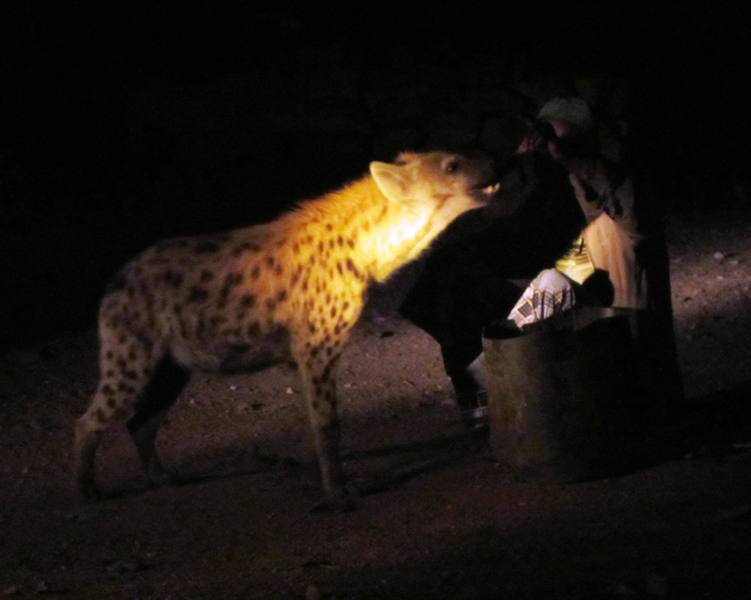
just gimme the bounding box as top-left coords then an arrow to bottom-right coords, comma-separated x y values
73,151 -> 498,505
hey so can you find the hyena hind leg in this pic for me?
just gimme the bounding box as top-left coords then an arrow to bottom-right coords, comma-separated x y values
126,356 -> 191,487
73,373 -> 151,502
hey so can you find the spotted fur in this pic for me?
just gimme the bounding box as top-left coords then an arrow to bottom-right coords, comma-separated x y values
73,151 -> 497,504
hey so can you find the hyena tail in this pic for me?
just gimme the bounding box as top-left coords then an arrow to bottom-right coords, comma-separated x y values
73,333 -> 189,501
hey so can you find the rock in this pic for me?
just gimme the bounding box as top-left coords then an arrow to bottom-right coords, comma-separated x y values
305,583 -> 321,600
106,560 -> 140,576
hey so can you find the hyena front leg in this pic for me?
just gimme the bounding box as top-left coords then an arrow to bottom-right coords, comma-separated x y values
73,328 -> 165,501
294,342 -> 349,507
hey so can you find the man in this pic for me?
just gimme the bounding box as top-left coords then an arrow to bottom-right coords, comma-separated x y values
401,97 -> 683,428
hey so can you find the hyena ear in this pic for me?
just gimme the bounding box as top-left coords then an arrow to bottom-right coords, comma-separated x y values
370,161 -> 409,203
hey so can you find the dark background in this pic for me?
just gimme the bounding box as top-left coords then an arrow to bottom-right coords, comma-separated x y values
2,5 -> 749,348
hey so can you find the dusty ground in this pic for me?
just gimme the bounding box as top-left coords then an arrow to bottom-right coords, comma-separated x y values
2,206 -> 751,599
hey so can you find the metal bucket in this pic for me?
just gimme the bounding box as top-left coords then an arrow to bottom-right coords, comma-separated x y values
483,307 -> 638,482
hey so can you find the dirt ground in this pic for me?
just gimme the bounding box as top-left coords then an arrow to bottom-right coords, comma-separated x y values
2,206 -> 751,599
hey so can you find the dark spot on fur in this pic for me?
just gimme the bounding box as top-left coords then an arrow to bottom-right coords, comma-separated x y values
276,290 -> 287,302
96,408 -> 109,423
321,360 -> 335,381
101,384 -> 115,396
239,293 -> 256,308
247,322 -> 260,336
347,258 -> 364,281
200,270 -> 214,283
265,256 -> 275,268
293,242 -> 300,255
326,223 -> 333,231
250,265 -> 260,280
117,381 -> 136,394
217,273 -> 243,309
308,323 -> 316,333
336,261 -> 343,275
275,264 -> 283,276
265,298 -> 276,311
188,286 -> 209,303
209,316 -> 225,329
162,270 -> 183,287
233,241 -> 261,256
106,397 -> 117,409
347,238 -> 355,249
105,350 -> 114,360
317,241 -> 324,252
337,235 -> 344,247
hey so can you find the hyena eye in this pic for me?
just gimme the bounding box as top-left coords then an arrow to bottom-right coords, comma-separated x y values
444,158 -> 461,174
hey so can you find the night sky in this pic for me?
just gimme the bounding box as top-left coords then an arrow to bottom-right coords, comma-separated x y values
2,6 -> 749,347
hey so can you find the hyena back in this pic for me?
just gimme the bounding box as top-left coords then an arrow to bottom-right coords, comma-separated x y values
73,151 -> 498,505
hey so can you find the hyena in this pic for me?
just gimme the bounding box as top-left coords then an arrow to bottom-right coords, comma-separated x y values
73,151 -> 498,506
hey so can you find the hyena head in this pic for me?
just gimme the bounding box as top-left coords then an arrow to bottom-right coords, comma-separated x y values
366,151 -> 499,271
371,151 -> 497,224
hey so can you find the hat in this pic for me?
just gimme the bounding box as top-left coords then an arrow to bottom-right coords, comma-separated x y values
537,97 -> 594,131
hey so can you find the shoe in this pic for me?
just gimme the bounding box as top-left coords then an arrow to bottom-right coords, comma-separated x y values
461,391 -> 489,430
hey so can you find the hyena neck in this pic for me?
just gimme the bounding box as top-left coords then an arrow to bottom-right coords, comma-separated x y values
288,177 -> 439,283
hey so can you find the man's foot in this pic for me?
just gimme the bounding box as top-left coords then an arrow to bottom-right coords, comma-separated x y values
461,391 -> 489,430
